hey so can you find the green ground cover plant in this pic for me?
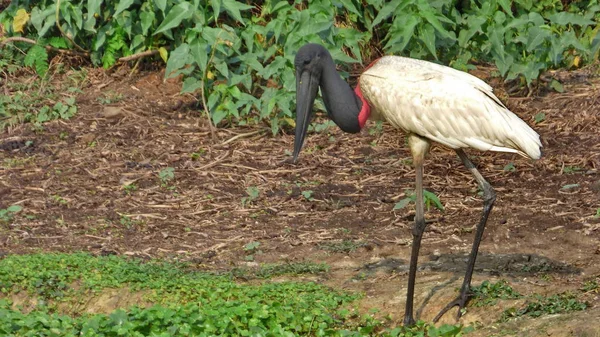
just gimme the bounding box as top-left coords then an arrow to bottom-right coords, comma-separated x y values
1,0 -> 598,131
0,253 -> 469,336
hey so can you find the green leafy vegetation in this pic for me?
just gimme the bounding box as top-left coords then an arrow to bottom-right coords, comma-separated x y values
0,253 -> 468,336
394,189 -> 445,212
158,167 -> 175,188
231,262 -> 329,279
242,186 -> 260,207
470,280 -> 522,307
302,190 -> 315,201
0,205 -> 22,224
0,81 -> 79,131
1,0 -> 598,132
503,162 -> 516,172
501,292 -> 588,321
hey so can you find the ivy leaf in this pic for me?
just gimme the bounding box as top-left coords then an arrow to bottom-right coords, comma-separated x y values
114,0 -> 134,17
153,2 -> 193,36
385,15 -> 418,53
84,0 -> 102,31
181,77 -> 203,94
371,2 -> 399,28
165,43 -> 191,78
418,6 -> 454,40
419,24 -> 437,59
154,0 -> 167,14
338,0 -> 361,17
526,27 -> 551,52
497,0 -> 513,17
140,11 -> 155,35
211,0 -> 221,22
547,12 -> 594,26
222,0 -> 253,25
189,39 -> 208,73
49,37 -> 68,49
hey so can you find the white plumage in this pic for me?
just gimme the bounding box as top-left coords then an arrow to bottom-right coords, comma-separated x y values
360,56 -> 542,159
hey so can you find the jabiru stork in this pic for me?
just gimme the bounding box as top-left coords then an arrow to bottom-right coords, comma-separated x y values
292,43 -> 542,326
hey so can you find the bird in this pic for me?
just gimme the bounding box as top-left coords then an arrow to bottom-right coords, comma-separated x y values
292,43 -> 542,326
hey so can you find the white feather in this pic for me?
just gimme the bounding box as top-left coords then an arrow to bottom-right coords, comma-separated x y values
360,56 -> 542,159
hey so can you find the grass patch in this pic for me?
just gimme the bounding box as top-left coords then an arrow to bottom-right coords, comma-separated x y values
470,280 -> 589,322
231,262 -> 329,279
0,253 -> 468,336
470,280 -> 522,307
0,71 -> 83,131
501,292 -> 588,321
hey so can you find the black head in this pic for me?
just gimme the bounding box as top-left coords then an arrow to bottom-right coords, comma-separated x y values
292,44 -> 332,162
294,43 -> 329,75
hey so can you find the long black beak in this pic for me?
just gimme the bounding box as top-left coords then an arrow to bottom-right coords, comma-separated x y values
293,70 -> 319,163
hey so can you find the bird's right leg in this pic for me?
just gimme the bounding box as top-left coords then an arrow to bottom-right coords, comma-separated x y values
403,135 -> 431,327
433,149 -> 496,322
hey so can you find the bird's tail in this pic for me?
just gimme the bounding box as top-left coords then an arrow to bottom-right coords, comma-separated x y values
508,114 -> 542,160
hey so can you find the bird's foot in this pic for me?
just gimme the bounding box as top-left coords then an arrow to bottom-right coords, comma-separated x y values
402,315 -> 416,327
432,291 -> 473,323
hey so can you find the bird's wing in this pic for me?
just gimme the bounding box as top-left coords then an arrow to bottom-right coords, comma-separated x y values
360,57 -> 541,159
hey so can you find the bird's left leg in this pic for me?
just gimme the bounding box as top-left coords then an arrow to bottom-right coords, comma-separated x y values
433,149 -> 496,322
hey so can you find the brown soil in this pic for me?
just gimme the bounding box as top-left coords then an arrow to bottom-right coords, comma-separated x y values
1,65 -> 599,336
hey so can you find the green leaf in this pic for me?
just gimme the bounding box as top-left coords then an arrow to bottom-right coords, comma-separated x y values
503,163 -> 516,172
371,2 -> 399,28
114,0 -> 134,17
560,184 -> 579,190
189,39 -> 208,73
419,24 -> 437,59
384,15 -> 418,53
534,112 -> 545,124
526,27 -> 551,52
154,0 -> 167,13
213,60 -> 229,79
30,7 -> 46,32
6,205 -> 22,213
181,77 -> 202,94
338,0 -> 361,17
49,37 -> 68,49
423,190 -> 444,211
418,6 -> 454,40
165,43 -> 191,78
84,0 -> 102,31
497,0 -> 513,17
393,198 -> 412,210
212,108 -> 227,125
221,0 -> 253,25
550,79 -> 564,93
547,12 -> 594,26
153,2 -> 193,36
140,10 -> 155,35
211,0 -> 221,22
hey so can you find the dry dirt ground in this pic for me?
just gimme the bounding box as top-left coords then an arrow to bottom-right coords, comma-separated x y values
1,65 -> 600,336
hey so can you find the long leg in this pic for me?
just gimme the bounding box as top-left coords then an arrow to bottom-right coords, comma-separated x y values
404,135 -> 431,326
433,149 -> 496,322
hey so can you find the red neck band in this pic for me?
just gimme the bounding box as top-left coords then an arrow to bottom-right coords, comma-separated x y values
354,57 -> 380,129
